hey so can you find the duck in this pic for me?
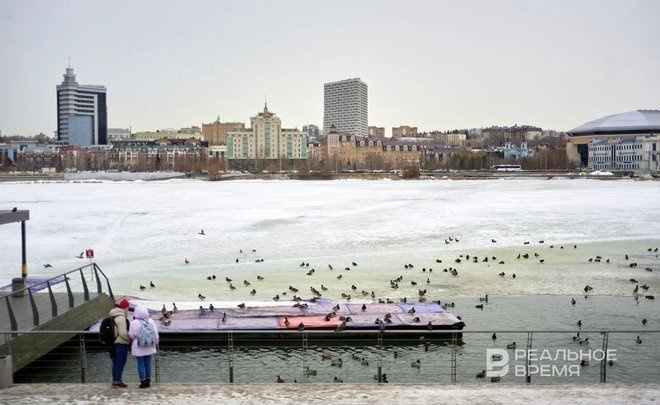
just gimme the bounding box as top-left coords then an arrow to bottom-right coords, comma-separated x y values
237,302 -> 245,309
360,358 -> 369,366
298,322 -> 305,331
580,359 -> 590,366
480,294 -> 489,302
277,375 -> 284,383
198,293 -> 206,300
642,318 -> 647,325
304,367 -> 317,376
184,258 -> 190,264
331,358 -> 343,367
209,303 -> 214,312
490,376 -> 501,383
150,281 -> 155,288
636,336 -> 642,344
506,342 -> 516,349
333,377 -> 343,383
408,307 -> 416,314
475,304 -> 484,309
139,285 -> 146,291
257,275 -> 264,281
476,370 -> 486,378
571,298 -> 576,305
411,359 -> 421,368
492,333 -> 497,340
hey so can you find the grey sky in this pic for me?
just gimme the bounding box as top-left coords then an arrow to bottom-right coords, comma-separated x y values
1,0 -> 658,137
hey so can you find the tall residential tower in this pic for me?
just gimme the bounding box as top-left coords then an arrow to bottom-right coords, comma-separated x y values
56,67 -> 107,146
323,78 -> 368,138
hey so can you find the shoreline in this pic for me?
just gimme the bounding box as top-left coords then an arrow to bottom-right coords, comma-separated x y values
0,170 -> 656,183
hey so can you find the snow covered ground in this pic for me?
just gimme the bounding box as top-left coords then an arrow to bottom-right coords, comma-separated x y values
0,383 -> 658,404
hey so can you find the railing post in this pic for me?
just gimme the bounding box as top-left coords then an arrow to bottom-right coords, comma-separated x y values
302,332 -> 308,383
47,281 -> 57,318
94,265 -> 103,295
64,275 -> 74,308
228,332 -> 234,383
27,288 -> 40,326
377,332 -> 383,383
451,332 -> 457,383
155,348 -> 160,384
600,331 -> 609,383
79,268 -> 89,301
79,334 -> 87,383
525,332 -> 533,383
5,297 -> 18,335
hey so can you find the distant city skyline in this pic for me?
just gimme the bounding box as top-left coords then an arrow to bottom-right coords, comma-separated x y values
1,0 -> 658,137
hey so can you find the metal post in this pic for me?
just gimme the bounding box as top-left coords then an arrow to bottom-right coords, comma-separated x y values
302,332 -> 308,383
155,349 -> 160,384
65,274 -> 74,308
47,281 -> 57,318
79,268 -> 89,301
525,332 -> 533,383
600,332 -> 609,383
228,332 -> 234,383
27,288 -> 39,326
21,221 -> 27,278
5,297 -> 17,335
79,334 -> 87,383
451,332 -> 457,383
94,265 -> 102,294
377,332 -> 383,383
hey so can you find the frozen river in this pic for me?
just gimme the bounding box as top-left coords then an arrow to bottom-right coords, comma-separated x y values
1,178 -> 659,306
3,178 -> 660,384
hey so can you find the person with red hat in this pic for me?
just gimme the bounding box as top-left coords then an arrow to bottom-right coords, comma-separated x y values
109,299 -> 131,388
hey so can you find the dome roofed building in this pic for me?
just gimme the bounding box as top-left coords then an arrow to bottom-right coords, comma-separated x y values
567,110 -> 660,174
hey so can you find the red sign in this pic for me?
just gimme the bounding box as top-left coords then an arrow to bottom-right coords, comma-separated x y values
85,249 -> 94,259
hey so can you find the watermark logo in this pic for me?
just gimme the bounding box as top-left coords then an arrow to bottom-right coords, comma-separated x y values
486,349 -> 509,377
486,348 -> 617,378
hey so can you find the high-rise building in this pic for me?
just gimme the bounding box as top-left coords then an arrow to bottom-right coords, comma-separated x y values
227,104 -> 307,160
302,124 -> 320,139
56,67 -> 107,146
323,78 -> 368,138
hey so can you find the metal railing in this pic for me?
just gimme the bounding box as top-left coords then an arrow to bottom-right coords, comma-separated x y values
1,263 -> 114,333
2,329 -> 658,384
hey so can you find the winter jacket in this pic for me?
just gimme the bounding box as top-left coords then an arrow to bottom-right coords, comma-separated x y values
109,307 -> 131,345
128,305 -> 159,357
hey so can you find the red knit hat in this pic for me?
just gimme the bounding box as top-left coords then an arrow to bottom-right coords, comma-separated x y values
117,299 -> 130,309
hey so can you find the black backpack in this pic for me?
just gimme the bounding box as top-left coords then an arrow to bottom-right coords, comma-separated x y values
99,315 -> 129,346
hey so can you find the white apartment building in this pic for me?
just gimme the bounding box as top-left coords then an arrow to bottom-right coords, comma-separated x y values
226,104 -> 308,160
323,78 -> 368,138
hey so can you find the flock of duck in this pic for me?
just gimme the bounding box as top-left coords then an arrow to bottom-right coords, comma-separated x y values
132,231 -> 657,383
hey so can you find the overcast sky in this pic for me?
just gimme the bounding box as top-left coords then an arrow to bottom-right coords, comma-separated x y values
1,0 -> 658,137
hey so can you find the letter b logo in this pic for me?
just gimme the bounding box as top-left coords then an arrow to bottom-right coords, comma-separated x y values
486,349 -> 509,377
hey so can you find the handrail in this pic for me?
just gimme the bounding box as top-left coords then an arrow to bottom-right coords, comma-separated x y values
1,263 -> 114,332
2,329 -> 658,385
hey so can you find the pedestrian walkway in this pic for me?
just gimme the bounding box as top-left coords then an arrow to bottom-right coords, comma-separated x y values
0,383 -> 658,404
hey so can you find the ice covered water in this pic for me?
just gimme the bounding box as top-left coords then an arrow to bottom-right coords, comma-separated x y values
1,178 -> 659,308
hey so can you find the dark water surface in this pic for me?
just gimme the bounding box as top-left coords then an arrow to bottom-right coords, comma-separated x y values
15,295 -> 659,384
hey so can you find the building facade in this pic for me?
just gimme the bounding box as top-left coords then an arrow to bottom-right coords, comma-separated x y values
323,78 -> 368,138
57,67 -> 107,145
392,126 -> 418,138
226,104 -> 308,161
368,126 -> 385,138
567,110 -> 660,173
202,118 -> 245,145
